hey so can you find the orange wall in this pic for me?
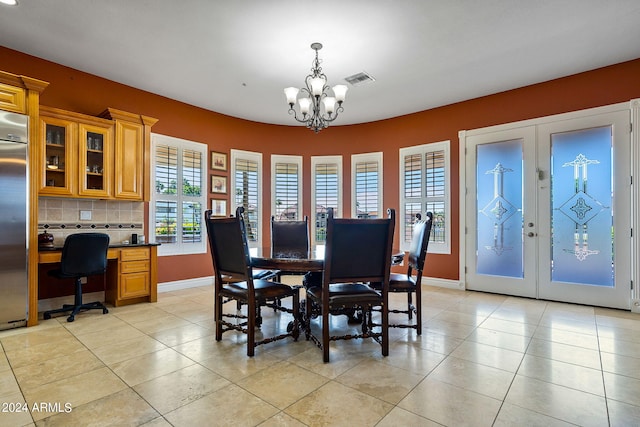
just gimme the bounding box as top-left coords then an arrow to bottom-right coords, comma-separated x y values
3,46 -> 640,284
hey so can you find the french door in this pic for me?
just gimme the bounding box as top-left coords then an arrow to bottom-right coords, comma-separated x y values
464,108 -> 631,309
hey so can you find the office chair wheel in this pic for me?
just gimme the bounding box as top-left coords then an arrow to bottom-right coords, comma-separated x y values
43,313 -> 51,320
103,307 -> 109,314
67,315 -> 75,322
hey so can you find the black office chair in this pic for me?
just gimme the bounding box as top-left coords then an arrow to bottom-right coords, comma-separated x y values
43,233 -> 110,322
371,212 -> 432,334
305,208 -> 395,363
205,208 -> 300,357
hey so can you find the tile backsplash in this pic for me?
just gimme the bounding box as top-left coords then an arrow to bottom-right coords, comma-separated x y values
38,197 -> 144,245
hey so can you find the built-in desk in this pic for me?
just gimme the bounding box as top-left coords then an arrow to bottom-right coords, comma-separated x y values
38,243 -> 159,311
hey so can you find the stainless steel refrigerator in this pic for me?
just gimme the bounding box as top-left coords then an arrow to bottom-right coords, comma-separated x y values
0,110 -> 29,330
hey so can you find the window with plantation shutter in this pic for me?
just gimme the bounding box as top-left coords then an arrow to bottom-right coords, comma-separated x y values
150,134 -> 207,256
311,156 -> 342,244
352,152 -> 383,219
272,155 -> 302,221
399,141 -> 450,254
231,150 -> 262,247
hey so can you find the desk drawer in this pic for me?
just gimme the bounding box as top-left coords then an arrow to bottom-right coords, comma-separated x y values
121,260 -> 149,274
120,247 -> 149,262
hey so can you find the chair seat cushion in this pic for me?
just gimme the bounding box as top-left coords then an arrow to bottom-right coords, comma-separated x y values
389,272 -> 416,290
306,283 -> 382,306
222,279 -> 296,300
370,273 -> 416,291
253,269 -> 279,280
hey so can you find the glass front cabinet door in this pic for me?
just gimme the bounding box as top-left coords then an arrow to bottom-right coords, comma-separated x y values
40,116 -> 76,196
78,122 -> 113,199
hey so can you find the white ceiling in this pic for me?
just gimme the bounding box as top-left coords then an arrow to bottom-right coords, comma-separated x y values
1,1 -> 639,126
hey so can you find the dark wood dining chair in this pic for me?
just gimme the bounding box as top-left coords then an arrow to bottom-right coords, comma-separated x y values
219,207 -> 278,320
371,211 -> 432,334
271,215 -> 310,259
205,208 -> 300,356
271,215 -> 309,279
305,208 -> 395,363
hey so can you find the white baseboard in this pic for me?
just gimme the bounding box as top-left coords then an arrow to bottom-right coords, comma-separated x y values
158,276 -> 214,293
422,276 -> 464,290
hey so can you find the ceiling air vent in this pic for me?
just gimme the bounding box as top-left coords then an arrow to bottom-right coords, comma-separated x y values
344,71 -> 375,86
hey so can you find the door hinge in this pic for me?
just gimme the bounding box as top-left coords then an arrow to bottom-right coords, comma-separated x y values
465,266 -> 468,274
631,280 -> 634,290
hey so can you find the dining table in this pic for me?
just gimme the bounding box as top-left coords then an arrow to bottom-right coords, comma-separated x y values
249,246 -> 404,272
249,246 -> 405,326
250,247 -> 324,273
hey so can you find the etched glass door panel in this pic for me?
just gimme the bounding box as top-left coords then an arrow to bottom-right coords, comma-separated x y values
465,126 -> 537,298
551,127 -> 613,286
537,110 -> 630,309
476,139 -> 523,278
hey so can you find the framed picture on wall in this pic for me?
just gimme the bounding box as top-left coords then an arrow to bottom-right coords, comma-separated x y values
211,199 -> 227,217
211,151 -> 227,171
211,175 -> 227,194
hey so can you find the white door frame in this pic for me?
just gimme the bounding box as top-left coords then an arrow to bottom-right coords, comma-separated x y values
459,100 -> 638,310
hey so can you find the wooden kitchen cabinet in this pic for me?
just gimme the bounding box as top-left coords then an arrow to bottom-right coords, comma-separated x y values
77,122 -> 113,198
39,106 -> 157,200
39,106 -> 113,198
100,108 -> 158,201
40,115 -> 76,196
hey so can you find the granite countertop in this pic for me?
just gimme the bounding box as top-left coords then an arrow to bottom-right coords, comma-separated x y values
39,242 -> 160,251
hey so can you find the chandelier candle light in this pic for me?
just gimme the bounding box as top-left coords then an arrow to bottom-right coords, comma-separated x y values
284,42 -> 348,133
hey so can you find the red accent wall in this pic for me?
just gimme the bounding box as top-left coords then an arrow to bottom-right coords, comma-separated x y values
4,46 -> 639,284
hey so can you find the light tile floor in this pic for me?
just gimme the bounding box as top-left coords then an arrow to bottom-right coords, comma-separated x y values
1,285 -> 640,426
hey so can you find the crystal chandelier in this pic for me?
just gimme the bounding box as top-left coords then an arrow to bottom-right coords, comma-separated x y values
284,43 -> 348,133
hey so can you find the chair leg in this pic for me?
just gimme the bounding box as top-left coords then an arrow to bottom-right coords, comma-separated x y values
322,305 -> 330,363
215,293 -> 224,341
415,285 -> 422,336
255,303 -> 263,327
247,299 -> 256,357
407,292 -> 413,320
290,290 -> 300,341
304,296 -> 312,340
382,305 -> 389,357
